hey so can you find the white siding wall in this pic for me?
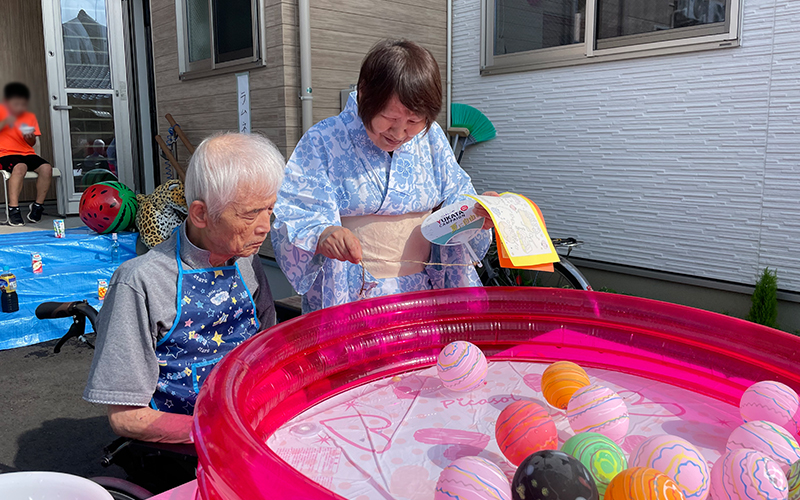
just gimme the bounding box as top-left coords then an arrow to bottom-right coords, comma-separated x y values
453,0 -> 800,292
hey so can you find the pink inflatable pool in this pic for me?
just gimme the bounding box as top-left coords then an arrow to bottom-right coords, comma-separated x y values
192,287 -> 800,500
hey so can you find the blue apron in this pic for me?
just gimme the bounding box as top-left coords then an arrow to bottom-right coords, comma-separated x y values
150,236 -> 259,414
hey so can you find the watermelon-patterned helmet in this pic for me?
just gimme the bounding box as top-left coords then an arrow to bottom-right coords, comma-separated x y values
79,181 -> 138,234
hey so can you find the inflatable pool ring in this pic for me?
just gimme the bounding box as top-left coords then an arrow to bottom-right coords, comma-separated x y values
740,381 -> 799,428
567,384 -> 630,443
191,288 -> 800,500
630,435 -> 709,500
79,181 -> 138,234
605,467 -> 685,499
512,450 -> 599,500
541,360 -> 590,409
496,400 -> 558,466
436,341 -> 488,392
726,420 -> 800,472
435,456 -> 511,500
562,432 -> 627,496
710,448 -> 787,500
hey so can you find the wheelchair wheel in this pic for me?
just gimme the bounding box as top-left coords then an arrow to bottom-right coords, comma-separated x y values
90,477 -> 152,500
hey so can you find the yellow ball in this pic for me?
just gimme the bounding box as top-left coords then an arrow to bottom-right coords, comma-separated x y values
541,361 -> 590,409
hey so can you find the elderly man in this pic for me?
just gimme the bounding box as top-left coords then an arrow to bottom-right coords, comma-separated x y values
84,132 -> 284,444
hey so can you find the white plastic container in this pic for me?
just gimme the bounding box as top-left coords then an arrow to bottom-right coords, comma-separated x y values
0,471 -> 113,500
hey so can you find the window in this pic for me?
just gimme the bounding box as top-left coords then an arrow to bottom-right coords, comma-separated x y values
483,0 -> 741,74
177,0 -> 261,77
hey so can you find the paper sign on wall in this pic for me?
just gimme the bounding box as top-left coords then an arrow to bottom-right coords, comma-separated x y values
236,72 -> 250,134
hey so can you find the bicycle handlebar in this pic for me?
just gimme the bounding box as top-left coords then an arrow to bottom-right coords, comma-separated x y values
36,300 -> 99,334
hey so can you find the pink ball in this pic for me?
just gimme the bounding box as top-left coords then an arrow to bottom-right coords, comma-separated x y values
727,420 -> 800,473
710,448 -> 787,500
435,456 -> 511,500
566,384 -> 629,443
631,434 -> 710,500
740,381 -> 799,428
436,341 -> 488,392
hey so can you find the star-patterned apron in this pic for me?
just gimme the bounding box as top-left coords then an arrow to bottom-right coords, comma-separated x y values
150,235 -> 259,414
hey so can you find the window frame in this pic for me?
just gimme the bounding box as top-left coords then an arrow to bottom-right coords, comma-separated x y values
175,0 -> 264,79
481,0 -> 743,76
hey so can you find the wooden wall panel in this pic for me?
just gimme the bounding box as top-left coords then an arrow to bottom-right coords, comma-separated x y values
149,0 -> 296,182
0,0 -> 56,202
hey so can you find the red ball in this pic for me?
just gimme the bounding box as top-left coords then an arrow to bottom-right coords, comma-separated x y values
79,181 -> 138,234
495,400 -> 558,466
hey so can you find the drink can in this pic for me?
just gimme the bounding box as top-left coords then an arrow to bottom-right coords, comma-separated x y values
98,279 -> 108,300
53,219 -> 66,238
31,253 -> 43,274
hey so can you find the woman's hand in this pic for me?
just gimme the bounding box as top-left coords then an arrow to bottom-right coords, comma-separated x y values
475,191 -> 500,230
317,226 -> 363,264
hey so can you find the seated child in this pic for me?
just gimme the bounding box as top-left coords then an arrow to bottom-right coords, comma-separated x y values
0,82 -> 53,225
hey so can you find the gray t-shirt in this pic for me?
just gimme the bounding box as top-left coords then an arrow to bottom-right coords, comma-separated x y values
83,223 -> 276,407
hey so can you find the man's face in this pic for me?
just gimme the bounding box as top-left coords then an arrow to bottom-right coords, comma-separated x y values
205,191 -> 276,259
4,97 -> 28,117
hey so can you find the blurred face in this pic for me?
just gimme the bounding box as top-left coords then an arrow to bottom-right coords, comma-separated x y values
365,95 -> 427,152
204,190 -> 276,259
4,97 -> 28,117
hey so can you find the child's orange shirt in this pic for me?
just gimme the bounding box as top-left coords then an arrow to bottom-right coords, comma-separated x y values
0,105 -> 41,156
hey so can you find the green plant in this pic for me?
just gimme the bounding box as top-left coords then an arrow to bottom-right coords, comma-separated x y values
746,267 -> 778,328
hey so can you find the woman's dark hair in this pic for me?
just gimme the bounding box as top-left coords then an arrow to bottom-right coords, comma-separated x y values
4,82 -> 31,100
357,39 -> 442,132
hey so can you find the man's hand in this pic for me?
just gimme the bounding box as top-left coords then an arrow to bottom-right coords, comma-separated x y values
317,226 -> 363,264
108,405 -> 194,443
475,191 -> 500,230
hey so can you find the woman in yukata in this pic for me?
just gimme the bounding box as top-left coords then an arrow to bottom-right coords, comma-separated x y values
273,39 -> 498,313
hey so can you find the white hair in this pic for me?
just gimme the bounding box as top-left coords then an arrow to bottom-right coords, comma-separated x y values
184,132 -> 285,220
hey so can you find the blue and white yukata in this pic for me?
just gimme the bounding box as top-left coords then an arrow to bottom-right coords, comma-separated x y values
273,92 -> 492,313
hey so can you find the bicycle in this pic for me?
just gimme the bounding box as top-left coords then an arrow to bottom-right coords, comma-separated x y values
35,300 -> 198,499
478,237 -> 592,291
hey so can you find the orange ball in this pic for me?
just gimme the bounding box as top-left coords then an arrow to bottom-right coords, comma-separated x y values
495,400 -> 558,466
604,467 -> 686,500
541,361 -> 590,409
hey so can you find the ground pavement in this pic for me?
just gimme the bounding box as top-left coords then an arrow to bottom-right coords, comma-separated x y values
0,338 -> 126,479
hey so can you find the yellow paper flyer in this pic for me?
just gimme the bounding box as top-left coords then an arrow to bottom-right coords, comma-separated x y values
467,193 -> 559,268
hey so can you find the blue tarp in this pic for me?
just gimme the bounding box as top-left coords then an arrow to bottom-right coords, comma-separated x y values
0,228 -> 137,350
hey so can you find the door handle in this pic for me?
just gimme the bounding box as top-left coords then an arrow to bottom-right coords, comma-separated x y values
52,105 -> 73,111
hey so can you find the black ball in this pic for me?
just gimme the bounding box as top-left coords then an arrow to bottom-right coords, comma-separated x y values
511,450 -> 599,500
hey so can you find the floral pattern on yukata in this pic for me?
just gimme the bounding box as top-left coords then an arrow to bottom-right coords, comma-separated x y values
273,92 -> 491,313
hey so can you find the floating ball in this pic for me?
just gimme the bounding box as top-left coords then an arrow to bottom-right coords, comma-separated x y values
726,420 -> 800,473
541,361 -> 591,410
511,450 -> 599,500
562,432 -> 627,496
604,467 -> 686,500
740,381 -> 799,428
567,384 -> 630,443
436,341 -> 488,392
79,181 -> 138,234
631,435 -> 709,500
435,456 -> 512,500
496,401 -> 558,466
789,460 -> 800,500
710,449 -> 787,500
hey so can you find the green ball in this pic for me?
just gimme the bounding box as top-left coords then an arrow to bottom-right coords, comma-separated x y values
790,460 -> 800,500
561,432 -> 628,496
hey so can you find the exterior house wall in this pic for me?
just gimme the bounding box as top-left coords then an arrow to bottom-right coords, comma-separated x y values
149,0 -> 447,168
281,0 -> 448,145
452,0 -> 800,293
149,0 -> 297,166
0,0 -> 56,202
